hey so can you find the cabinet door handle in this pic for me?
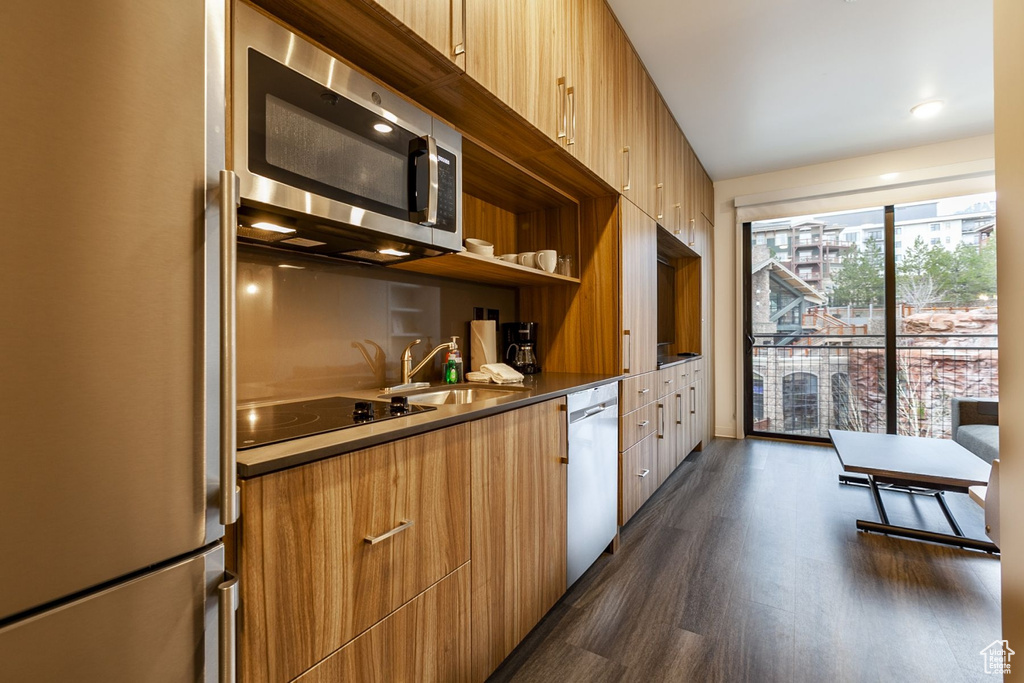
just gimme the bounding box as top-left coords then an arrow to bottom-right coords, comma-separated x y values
638,388 -> 650,395
674,203 -> 682,234
557,77 -> 567,139
623,329 -> 631,373
638,420 -> 650,428
658,403 -> 665,438
689,217 -> 696,246
677,393 -> 683,424
567,85 -> 576,146
623,146 -> 631,192
638,468 -> 650,478
664,378 -> 673,385
452,0 -> 466,56
365,520 -> 414,545
690,386 -> 696,414
656,182 -> 664,220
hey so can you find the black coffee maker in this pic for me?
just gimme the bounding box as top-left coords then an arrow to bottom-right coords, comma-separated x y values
502,322 -> 540,374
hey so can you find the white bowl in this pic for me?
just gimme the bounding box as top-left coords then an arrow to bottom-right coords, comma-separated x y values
465,238 -> 494,256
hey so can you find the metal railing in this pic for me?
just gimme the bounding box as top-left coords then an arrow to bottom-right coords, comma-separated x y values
751,333 -> 998,439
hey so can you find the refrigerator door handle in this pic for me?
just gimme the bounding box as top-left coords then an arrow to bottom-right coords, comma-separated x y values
220,170 -> 240,526
218,571 -> 239,683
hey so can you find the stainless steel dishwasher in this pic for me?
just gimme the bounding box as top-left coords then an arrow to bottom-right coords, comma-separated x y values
566,382 -> 620,587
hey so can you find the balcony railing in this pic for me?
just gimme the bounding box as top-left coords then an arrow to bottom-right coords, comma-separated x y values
750,333 -> 998,440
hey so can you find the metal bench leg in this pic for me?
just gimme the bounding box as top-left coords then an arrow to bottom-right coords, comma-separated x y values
934,491 -> 965,537
867,475 -> 890,525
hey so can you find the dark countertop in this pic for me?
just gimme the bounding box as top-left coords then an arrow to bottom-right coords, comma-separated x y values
236,372 -> 623,478
656,354 -> 703,369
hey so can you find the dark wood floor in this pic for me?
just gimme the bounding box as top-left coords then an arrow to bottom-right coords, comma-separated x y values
489,438 -> 1002,683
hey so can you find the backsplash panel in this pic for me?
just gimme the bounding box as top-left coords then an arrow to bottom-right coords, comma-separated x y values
237,246 -> 516,404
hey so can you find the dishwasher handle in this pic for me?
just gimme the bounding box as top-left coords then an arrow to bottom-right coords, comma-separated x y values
568,397 -> 619,424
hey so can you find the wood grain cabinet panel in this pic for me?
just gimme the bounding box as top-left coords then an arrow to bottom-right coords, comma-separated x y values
373,0 -> 463,68
620,198 -> 657,375
655,396 -> 677,487
569,0 -> 622,188
237,425 -> 471,683
293,564 -> 471,683
466,0 -> 571,146
618,46 -> 656,215
470,399 -> 567,682
619,371 -> 656,415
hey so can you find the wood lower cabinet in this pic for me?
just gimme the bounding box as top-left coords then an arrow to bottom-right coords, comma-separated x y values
293,564 -> 471,683
470,399 -> 567,682
237,425 -> 471,683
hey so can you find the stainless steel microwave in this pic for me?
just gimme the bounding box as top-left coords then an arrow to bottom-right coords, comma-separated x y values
231,3 -> 461,264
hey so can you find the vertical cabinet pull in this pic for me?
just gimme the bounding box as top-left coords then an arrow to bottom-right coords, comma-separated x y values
689,218 -> 696,246
567,85 -> 576,146
623,329 -> 631,373
676,392 -> 683,424
658,403 -> 665,439
656,183 -> 664,220
690,386 -> 696,414
674,203 -> 682,234
557,77 -> 567,139
453,0 -> 466,56
622,146 -> 631,192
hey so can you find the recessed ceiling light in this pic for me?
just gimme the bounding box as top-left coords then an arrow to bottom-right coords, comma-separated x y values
378,248 -> 410,257
373,123 -> 393,133
251,221 -> 296,234
911,100 -> 944,119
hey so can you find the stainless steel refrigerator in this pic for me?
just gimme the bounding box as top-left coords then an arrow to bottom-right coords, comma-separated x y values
0,1 -> 238,680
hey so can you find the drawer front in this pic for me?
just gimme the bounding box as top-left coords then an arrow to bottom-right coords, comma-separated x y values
619,371 -> 656,414
238,424 -> 472,683
676,362 -> 691,387
657,367 -> 676,398
619,401 -> 657,452
619,433 -> 657,526
294,564 -> 471,683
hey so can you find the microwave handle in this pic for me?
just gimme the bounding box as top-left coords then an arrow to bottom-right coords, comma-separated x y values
410,135 -> 438,226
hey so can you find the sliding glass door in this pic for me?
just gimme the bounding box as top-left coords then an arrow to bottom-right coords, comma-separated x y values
743,193 -> 997,441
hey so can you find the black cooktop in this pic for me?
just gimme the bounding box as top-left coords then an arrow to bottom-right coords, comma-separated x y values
237,396 -> 435,450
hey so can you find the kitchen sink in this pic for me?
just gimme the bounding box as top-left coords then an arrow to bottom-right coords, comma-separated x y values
381,383 -> 530,406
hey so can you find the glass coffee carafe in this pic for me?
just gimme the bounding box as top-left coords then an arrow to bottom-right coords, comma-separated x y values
506,342 -> 539,374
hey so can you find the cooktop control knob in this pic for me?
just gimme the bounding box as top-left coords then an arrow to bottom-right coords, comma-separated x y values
390,396 -> 410,415
353,401 -> 375,422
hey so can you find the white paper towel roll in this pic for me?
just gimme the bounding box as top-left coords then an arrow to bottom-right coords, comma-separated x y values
470,320 -> 498,371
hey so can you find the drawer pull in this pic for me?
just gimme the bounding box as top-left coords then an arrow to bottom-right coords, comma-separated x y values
365,520 -> 414,545
638,468 -> 650,478
664,379 -> 673,384
638,388 -> 650,395
638,420 -> 650,428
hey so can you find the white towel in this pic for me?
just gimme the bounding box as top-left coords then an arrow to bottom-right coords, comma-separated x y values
480,363 -> 525,384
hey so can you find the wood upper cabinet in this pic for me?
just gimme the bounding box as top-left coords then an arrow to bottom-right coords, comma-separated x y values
702,163 -> 715,225
237,425 -> 471,683
619,46 -> 657,217
569,0 -> 622,189
620,198 -> 657,375
470,399 -> 567,682
373,0 -> 466,68
466,0 -> 571,145
655,97 -> 684,234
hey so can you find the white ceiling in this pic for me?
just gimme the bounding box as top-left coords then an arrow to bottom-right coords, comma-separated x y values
606,0 -> 994,181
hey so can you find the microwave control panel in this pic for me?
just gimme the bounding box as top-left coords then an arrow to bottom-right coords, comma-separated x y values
435,147 -> 458,234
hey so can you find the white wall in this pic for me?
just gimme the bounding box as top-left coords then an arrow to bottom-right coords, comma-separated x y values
711,134 -> 995,438
994,0 -> 1023,664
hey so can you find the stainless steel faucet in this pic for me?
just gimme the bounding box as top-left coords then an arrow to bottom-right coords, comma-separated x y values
400,336 -> 459,385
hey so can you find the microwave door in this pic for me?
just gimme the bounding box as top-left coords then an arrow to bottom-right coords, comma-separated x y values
243,49 -> 438,248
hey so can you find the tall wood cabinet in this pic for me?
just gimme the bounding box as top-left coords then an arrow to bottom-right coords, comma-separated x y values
374,0 -> 465,69
620,199 -> 657,375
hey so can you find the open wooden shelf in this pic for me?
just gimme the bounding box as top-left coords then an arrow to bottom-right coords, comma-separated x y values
391,250 -> 580,287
